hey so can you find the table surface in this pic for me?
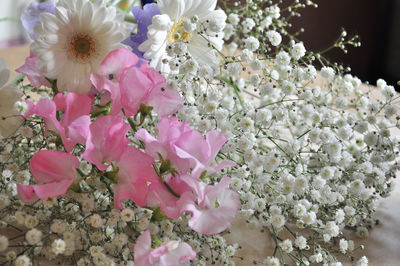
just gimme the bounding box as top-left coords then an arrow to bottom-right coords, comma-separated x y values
1,45 -> 400,266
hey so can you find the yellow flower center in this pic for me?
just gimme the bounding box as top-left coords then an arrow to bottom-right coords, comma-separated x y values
68,33 -> 96,62
168,20 -> 191,43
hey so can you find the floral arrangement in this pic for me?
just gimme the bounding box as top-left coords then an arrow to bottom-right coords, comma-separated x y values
0,0 -> 399,265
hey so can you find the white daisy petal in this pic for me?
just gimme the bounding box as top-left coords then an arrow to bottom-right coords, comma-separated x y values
32,0 -> 129,93
158,0 -> 186,21
140,0 -> 226,74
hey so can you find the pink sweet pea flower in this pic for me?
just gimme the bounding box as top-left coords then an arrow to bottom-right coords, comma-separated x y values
177,176 -> 240,235
113,146 -> 159,209
135,117 -> 235,179
134,230 -> 196,266
90,47 -> 139,115
146,174 -> 192,219
24,92 -> 92,152
17,150 -> 80,203
82,115 -> 130,171
16,51 -> 51,88
119,62 -> 183,117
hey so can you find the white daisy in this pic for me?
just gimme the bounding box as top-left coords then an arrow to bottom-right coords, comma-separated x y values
139,0 -> 226,73
31,0 -> 129,94
0,58 -> 23,138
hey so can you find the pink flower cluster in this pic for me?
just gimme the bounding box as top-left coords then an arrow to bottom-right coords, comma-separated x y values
17,48 -> 240,264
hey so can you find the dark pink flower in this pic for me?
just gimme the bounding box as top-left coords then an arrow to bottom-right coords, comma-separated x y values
17,150 -> 80,203
134,230 -> 196,266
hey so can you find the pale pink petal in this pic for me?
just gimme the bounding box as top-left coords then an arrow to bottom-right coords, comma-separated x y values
28,97 -> 61,135
90,73 -> 122,115
211,159 -> 237,172
134,230 -> 152,266
159,242 -> 196,265
64,115 -> 91,149
99,47 -> 139,75
23,100 -> 36,118
16,51 -> 51,88
134,230 -> 196,266
146,84 -> 184,117
136,117 -> 231,177
135,128 -> 169,160
138,62 -> 166,86
120,66 -> 152,116
83,115 -> 130,171
157,117 -> 190,144
179,177 -> 240,235
205,130 -> 228,163
149,246 -> 169,264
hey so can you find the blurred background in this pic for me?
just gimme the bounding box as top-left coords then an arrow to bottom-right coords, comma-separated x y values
289,0 -> 400,87
0,0 -> 29,49
0,0 -> 399,87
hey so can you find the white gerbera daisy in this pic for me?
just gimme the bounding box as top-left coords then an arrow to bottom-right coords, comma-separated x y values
31,0 -> 128,94
139,0 -> 226,73
0,58 -> 23,138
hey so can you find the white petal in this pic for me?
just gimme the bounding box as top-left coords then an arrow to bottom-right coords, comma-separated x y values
158,0 -> 185,21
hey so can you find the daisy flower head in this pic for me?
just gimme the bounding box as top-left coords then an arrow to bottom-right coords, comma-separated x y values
139,0 -> 227,73
31,0 -> 129,94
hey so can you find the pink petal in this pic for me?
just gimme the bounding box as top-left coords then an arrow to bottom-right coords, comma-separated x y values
29,179 -> 75,199
17,184 -> 38,204
30,150 -> 80,183
99,47 -> 139,75
134,230 -> 152,266
159,242 -> 196,265
135,128 -> 168,160
15,51 -> 51,88
157,117 -> 189,144
138,62 -> 166,86
29,97 -> 61,135
179,177 -> 240,235
63,115 -> 91,151
59,93 -> 92,128
205,130 -> 228,164
146,84 -> 184,117
149,246 -> 169,264
146,181 -> 182,219
90,74 -> 122,115
18,150 -> 80,203
83,115 -> 130,171
113,146 -> 156,209
120,66 -> 152,117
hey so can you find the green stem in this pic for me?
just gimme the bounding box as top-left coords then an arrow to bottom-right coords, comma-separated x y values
0,17 -> 20,22
124,14 -> 137,24
12,74 -> 25,85
215,76 -> 244,108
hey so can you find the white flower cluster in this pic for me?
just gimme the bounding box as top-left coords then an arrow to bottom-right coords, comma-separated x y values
1,0 -> 399,265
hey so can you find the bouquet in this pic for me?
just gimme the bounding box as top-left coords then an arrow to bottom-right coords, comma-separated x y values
0,0 -> 399,265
